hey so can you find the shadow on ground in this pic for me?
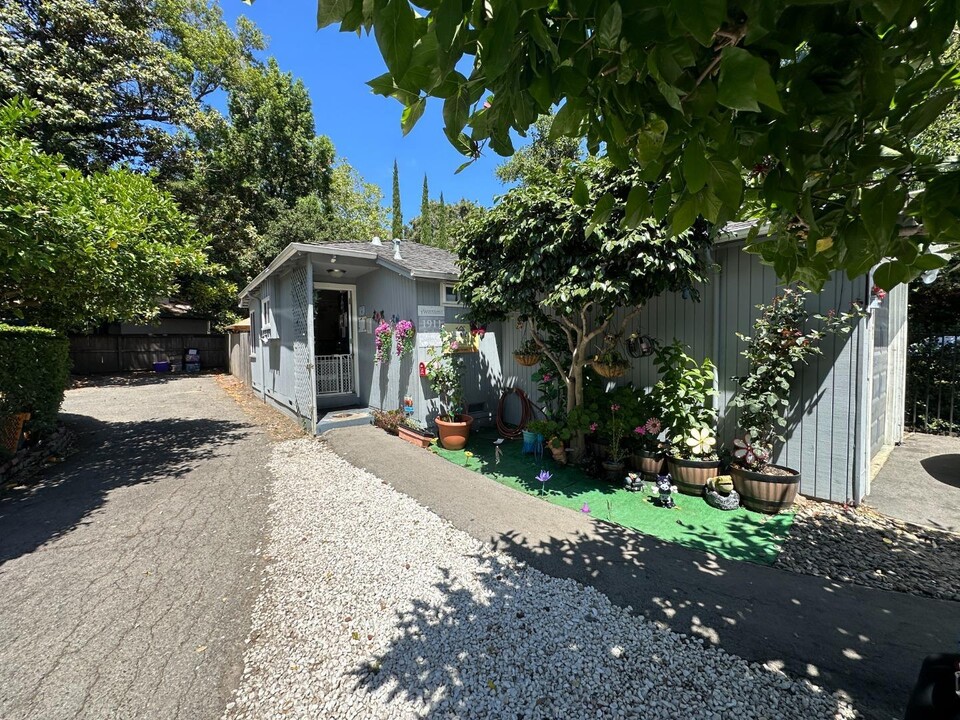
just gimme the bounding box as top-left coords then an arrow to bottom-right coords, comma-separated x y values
0,412 -> 250,565
919,453 -> 960,489
69,370 -> 224,390
348,538 -> 855,719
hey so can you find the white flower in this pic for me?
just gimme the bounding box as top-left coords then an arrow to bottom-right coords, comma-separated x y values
686,426 -> 716,456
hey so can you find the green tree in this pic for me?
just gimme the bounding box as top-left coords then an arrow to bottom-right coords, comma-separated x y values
259,160 -> 389,262
496,114 -> 583,186
0,0 -> 263,170
436,193 -> 448,248
0,99 -> 212,331
420,175 -> 432,246
407,197 -> 484,250
317,0 -> 957,290
391,159 -> 402,239
168,58 -> 335,306
457,158 -> 710,454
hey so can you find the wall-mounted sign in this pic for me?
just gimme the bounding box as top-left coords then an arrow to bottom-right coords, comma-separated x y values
417,304 -> 445,334
444,322 -> 479,353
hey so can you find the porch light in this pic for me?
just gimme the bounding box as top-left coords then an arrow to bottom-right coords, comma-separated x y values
327,268 -> 346,277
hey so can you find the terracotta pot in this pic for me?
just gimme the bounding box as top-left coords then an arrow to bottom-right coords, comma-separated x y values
435,414 -> 474,451
398,425 -> 433,449
631,450 -> 663,478
601,459 -> 626,482
0,412 -> 30,455
730,464 -> 801,514
667,456 -> 720,496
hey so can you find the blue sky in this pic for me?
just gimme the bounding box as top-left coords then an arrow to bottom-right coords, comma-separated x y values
221,0 -> 512,226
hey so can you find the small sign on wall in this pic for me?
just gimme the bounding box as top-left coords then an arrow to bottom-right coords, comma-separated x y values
417,304 -> 445,334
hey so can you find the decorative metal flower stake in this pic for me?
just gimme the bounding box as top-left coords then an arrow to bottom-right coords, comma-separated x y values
535,469 -> 552,496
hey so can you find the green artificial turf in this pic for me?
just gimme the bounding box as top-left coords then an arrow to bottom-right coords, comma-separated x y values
432,429 -> 794,565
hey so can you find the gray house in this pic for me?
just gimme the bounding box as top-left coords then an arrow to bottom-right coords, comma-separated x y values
240,231 -> 907,505
238,238 -> 502,432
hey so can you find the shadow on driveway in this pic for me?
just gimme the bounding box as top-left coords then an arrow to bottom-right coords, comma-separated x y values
0,412 -> 250,565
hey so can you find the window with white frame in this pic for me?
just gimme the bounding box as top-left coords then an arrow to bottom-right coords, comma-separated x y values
260,296 -> 276,339
249,310 -> 258,357
441,282 -> 463,307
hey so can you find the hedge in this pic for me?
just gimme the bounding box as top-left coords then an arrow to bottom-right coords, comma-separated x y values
0,324 -> 70,435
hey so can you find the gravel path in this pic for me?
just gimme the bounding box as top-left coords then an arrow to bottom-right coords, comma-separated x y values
775,498 -> 960,603
226,439 -> 856,720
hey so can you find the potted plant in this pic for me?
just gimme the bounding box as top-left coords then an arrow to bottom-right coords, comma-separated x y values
398,418 -> 436,449
652,340 -> 720,495
591,348 -> 629,379
600,403 -> 629,481
372,408 -> 404,435
630,416 -> 664,478
730,288 -> 864,513
513,337 -> 541,367
426,328 -> 473,450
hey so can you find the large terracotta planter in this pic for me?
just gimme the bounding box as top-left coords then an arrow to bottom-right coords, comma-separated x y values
730,464 -> 800,514
398,425 -> 434,449
435,414 -> 474,451
667,456 -> 720,496
631,450 -> 663,478
0,412 -> 30,455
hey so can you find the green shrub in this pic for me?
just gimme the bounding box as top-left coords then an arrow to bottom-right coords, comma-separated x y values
0,324 -> 70,434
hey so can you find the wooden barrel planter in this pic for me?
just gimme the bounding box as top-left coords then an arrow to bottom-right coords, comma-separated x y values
631,451 -> 663,478
730,464 -> 800,514
667,456 -> 720,496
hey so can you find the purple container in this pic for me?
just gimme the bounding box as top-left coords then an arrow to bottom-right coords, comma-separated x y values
153,361 -> 171,373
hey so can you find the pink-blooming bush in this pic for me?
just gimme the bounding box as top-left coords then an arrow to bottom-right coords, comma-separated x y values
395,319 -> 415,357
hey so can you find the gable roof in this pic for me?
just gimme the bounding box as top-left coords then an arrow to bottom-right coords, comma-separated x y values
321,240 -> 459,278
238,239 -> 459,305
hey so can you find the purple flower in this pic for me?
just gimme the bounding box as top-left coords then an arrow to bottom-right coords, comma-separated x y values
536,470 -> 552,484
634,426 -> 645,435
580,503 -> 591,514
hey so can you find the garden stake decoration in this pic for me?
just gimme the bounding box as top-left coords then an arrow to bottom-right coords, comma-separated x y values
654,473 -> 678,509
580,503 -> 591,514
493,437 -> 504,465
536,469 -> 552,495
624,472 -> 645,493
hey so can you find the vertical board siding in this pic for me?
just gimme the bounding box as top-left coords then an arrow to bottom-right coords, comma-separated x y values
498,243 -> 865,502
227,332 -> 252,386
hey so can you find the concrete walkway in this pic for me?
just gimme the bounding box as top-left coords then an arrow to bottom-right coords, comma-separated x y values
327,425 -> 960,720
867,433 -> 960,532
0,375 -> 273,720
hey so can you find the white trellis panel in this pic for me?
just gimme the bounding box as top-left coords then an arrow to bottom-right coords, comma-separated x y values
291,263 -> 315,425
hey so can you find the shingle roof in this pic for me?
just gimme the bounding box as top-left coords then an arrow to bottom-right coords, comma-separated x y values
319,240 -> 459,278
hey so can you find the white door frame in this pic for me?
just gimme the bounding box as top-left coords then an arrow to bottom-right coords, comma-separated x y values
313,282 -> 359,398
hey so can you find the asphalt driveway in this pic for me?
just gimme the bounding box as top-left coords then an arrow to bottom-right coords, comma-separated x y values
0,374 -> 273,720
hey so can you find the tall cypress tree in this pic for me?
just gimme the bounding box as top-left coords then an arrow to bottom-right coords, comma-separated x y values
420,175 -> 432,246
391,159 -> 402,239
437,192 -> 448,249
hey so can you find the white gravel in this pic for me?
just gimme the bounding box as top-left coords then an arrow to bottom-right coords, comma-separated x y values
224,438 -> 856,720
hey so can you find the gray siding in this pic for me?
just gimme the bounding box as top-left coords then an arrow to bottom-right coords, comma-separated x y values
499,243 -> 870,503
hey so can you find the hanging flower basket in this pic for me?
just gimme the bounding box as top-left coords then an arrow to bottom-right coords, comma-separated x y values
592,361 -> 628,378
395,319 -> 415,358
374,321 -> 393,364
514,352 -> 541,367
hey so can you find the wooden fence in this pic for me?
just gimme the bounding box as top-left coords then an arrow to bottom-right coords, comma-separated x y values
227,331 -> 252,386
69,334 -> 227,374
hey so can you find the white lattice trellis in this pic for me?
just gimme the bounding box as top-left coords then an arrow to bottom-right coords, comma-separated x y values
290,264 -> 314,421
316,354 -> 354,395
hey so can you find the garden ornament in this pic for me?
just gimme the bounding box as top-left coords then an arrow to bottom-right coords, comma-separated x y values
493,437 -> 504,465
655,473 -> 677,508
704,476 -> 741,511
624,472 -> 645,493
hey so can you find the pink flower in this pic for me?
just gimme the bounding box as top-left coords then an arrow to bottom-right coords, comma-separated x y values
644,418 -> 661,435
543,373 -> 552,382
589,422 -> 599,433
450,341 -> 459,350
580,503 -> 591,514
634,426 -> 646,435
872,285 -> 887,301
610,403 -> 621,412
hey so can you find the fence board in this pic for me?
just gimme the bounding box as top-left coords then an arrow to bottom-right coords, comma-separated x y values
69,334 -> 227,374
228,332 -> 252,386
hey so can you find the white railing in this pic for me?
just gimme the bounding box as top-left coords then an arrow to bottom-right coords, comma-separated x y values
316,354 -> 354,395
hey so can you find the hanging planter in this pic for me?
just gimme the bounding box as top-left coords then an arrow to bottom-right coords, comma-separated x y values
513,338 -> 541,367
395,319 -> 415,358
591,349 -> 629,379
374,321 -> 393,364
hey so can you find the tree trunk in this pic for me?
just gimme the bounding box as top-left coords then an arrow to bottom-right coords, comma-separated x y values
565,348 -> 588,460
